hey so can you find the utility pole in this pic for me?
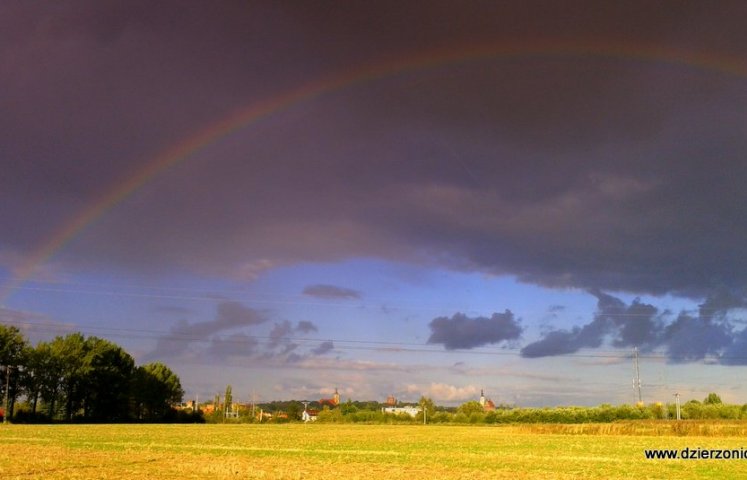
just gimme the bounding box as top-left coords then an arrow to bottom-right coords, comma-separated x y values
423,406 -> 427,425
674,393 -> 681,421
251,391 -> 256,421
633,347 -> 642,404
302,401 -> 309,423
3,365 -> 10,424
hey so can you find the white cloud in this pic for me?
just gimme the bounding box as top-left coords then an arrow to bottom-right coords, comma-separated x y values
405,382 -> 481,402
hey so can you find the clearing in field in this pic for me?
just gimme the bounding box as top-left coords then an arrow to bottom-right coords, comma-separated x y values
1,423 -> 746,479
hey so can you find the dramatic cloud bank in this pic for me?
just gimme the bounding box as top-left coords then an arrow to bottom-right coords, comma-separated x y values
146,301 -> 329,363
302,284 -> 361,300
1,2 -> 747,300
427,311 -> 522,350
4,2 -> 747,403
521,291 -> 747,364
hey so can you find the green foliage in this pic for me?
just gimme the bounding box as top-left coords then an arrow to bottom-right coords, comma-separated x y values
224,384 -> 233,416
458,401 -> 484,416
0,325 -> 27,367
340,399 -> 358,415
418,396 -> 435,413
0,325 -> 30,418
296,400 -> 747,425
50,333 -> 88,421
453,412 -> 468,423
316,406 -> 344,423
430,411 -> 451,423
1,328 -> 183,423
132,362 -> 184,421
81,336 -> 135,421
704,392 -> 723,404
30,341 -> 64,418
647,403 -> 667,420
286,402 -> 301,420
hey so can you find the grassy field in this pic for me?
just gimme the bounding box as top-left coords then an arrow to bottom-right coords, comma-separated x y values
2,422 -> 747,479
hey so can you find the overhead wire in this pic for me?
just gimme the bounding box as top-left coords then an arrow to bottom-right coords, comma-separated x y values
4,317 -> 747,362
5,278 -> 737,315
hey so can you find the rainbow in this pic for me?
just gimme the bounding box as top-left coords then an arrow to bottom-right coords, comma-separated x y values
2,39 -> 745,302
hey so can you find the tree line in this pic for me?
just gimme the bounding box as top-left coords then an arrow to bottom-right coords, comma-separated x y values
207,393 -> 746,425
0,325 -> 192,423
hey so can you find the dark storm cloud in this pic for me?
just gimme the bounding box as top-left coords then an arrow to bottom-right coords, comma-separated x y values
147,306 -> 324,361
427,311 -> 522,350
0,307 -> 74,344
296,320 -> 318,334
521,293 -> 662,357
267,319 -> 318,346
268,321 -> 293,346
697,290 -> 747,320
208,333 -> 259,359
721,329 -> 747,366
147,301 -> 266,359
267,320 -> 298,354
311,340 -> 334,356
213,301 -> 267,330
3,2 -> 747,299
302,285 -> 361,300
257,320 -> 329,361
153,305 -> 193,316
521,291 -> 747,364
662,312 -> 732,363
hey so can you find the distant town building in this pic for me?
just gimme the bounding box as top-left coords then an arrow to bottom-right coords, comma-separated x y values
385,394 -> 397,406
479,389 -> 496,412
319,388 -> 340,407
302,409 -> 319,422
382,406 -> 421,418
256,410 -> 273,421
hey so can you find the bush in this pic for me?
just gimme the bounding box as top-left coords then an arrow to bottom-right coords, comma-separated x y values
452,413 -> 469,423
316,407 -> 344,423
469,412 -> 485,424
11,410 -> 52,424
430,411 -> 452,423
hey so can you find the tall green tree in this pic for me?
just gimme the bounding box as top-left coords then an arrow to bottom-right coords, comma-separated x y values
458,401 -> 485,415
286,402 -> 301,420
51,333 -> 88,421
80,337 -> 135,421
704,392 -> 723,405
0,325 -> 30,419
132,362 -> 184,421
32,340 -> 65,418
416,396 -> 436,423
19,343 -> 43,416
224,384 -> 233,417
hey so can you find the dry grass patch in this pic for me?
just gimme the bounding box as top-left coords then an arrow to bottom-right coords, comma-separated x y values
2,423 -> 746,479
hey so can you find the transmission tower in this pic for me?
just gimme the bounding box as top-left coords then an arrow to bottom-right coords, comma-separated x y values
633,347 -> 642,404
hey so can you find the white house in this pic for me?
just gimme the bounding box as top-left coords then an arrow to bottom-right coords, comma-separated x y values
381,406 -> 421,418
302,409 -> 318,422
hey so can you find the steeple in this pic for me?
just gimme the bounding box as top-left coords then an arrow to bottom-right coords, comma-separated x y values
479,389 -> 486,406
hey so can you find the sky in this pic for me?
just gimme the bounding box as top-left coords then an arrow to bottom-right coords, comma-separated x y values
2,1 -> 747,407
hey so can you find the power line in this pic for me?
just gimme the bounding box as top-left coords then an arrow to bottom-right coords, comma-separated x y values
5,317 -> 747,362
7,279 -> 739,316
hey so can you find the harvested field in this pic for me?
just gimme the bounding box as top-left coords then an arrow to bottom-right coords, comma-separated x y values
1,423 -> 746,479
